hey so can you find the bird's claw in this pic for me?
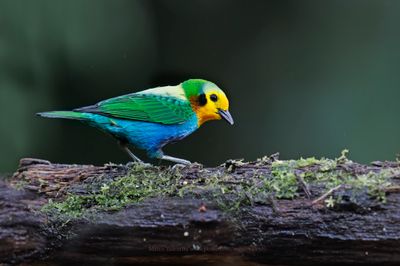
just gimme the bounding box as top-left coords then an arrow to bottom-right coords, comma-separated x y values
171,163 -> 188,172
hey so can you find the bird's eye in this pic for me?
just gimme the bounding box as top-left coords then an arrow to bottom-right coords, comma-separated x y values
210,94 -> 218,102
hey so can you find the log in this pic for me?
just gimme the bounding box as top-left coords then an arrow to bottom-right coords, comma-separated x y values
1,156 -> 400,265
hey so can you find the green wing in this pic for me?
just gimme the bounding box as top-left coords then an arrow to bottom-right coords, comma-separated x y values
75,93 -> 194,125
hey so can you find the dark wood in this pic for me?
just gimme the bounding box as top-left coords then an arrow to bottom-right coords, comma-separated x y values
0,180 -> 47,263
1,157 -> 400,265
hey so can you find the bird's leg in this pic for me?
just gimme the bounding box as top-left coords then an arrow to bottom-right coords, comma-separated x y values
118,141 -> 143,163
123,146 -> 143,163
160,155 -> 191,165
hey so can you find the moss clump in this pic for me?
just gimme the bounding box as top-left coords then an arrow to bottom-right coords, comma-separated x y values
268,151 -> 398,207
43,163 -> 182,217
266,165 -> 298,199
42,150 -> 398,217
266,156 -> 337,199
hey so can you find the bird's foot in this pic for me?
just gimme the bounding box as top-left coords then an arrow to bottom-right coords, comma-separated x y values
161,155 -> 191,165
171,163 -> 188,172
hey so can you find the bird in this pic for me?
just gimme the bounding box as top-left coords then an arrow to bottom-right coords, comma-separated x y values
37,79 -> 234,165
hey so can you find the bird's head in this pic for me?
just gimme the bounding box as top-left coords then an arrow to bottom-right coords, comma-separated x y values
182,79 -> 234,126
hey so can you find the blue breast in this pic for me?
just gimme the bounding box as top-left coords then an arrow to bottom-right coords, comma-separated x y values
83,113 -> 199,158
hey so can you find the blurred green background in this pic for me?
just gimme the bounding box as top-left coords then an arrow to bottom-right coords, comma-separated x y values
1,0 -> 400,172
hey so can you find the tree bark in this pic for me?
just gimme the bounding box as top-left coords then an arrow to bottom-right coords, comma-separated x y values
1,157 -> 400,265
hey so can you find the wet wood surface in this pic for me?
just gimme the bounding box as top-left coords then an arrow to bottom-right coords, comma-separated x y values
1,157 -> 400,265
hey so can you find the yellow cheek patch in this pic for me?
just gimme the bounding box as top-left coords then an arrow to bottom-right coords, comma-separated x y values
195,107 -> 220,126
189,89 -> 231,126
190,97 -> 220,126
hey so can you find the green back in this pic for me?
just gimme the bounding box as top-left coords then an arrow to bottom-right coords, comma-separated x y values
79,92 -> 195,125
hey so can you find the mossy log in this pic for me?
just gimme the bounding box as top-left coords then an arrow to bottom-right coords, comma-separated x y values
2,155 -> 400,265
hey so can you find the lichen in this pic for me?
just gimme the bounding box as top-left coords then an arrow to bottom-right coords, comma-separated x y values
42,150 -> 399,217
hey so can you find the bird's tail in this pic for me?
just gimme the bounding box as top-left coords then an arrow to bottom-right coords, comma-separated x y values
37,111 -> 89,121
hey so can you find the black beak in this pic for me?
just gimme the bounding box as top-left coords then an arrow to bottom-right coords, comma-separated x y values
218,109 -> 234,125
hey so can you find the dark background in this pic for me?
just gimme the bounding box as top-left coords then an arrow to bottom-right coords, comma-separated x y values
1,0 -> 400,172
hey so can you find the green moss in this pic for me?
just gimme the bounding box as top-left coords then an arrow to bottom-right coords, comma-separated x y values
267,165 -> 298,199
43,163 -> 182,217
266,156 -> 338,199
260,150 -> 397,206
42,150 -> 398,217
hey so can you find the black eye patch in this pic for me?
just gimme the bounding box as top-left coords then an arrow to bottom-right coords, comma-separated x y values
198,93 -> 207,106
210,94 -> 218,102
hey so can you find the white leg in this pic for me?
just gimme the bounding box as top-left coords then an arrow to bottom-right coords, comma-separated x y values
119,142 -> 143,163
161,155 -> 191,165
